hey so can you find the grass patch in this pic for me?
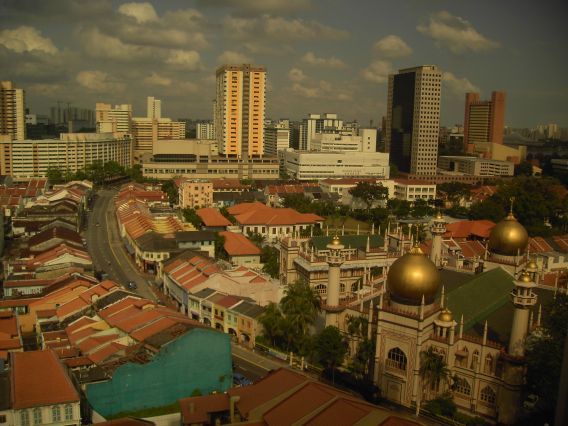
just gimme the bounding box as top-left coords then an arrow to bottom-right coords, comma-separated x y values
324,216 -> 371,234
107,401 -> 180,420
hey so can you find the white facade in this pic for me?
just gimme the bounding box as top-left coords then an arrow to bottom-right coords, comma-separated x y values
147,96 -> 162,119
264,124 -> 290,156
12,402 -> 81,426
393,180 -> 436,201
299,113 -> 344,151
438,156 -> 514,177
197,122 -> 216,140
311,129 -> 376,153
95,103 -> 132,134
280,149 -> 390,181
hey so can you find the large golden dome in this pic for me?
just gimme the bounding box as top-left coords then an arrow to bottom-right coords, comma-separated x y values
488,213 -> 529,256
387,246 -> 441,305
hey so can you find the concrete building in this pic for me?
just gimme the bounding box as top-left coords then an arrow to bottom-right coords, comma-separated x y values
215,64 -> 266,158
179,179 -> 213,209
95,103 -> 132,133
0,81 -> 25,140
146,96 -> 162,119
280,150 -> 390,181
464,91 -> 506,152
385,65 -> 441,175
196,121 -> 215,140
132,117 -> 186,156
264,122 -> 290,156
393,179 -> 436,202
0,133 -> 132,179
311,129 -> 376,153
438,156 -> 514,177
299,113 -> 344,151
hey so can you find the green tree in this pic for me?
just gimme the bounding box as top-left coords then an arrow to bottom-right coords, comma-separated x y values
280,280 -> 321,346
389,164 -> 399,178
349,182 -> 389,211
315,326 -> 348,381
182,208 -> 202,229
161,180 -> 179,205
387,199 -> 411,218
214,234 -> 227,260
261,246 -> 280,279
126,164 -> 145,183
46,166 -> 64,184
411,198 -> 435,218
515,161 -> 533,176
219,207 -> 235,223
259,302 -> 286,348
419,347 -> 451,400
438,182 -> 472,206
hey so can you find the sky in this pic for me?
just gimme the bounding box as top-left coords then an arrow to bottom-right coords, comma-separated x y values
1,0 -> 567,127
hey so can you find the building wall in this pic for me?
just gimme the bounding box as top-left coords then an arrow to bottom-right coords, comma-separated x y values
179,180 -> 213,209
394,182 -> 436,201
86,328 -> 232,418
95,103 -> 132,134
230,254 -> 261,266
132,118 -> 186,155
264,126 -> 290,156
12,402 -> 81,426
0,133 -> 132,179
438,156 -> 514,177
464,91 -> 506,152
196,122 -> 215,140
0,81 -> 25,140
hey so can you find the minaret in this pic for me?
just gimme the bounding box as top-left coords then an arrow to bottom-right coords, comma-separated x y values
324,235 -> 345,327
430,211 -> 446,267
509,270 -> 537,356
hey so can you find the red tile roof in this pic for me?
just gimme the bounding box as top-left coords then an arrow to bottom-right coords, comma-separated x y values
457,240 -> 486,258
444,220 -> 495,239
219,231 -> 261,256
197,207 -> 232,227
11,350 -> 80,409
179,394 -> 229,424
228,202 -> 324,226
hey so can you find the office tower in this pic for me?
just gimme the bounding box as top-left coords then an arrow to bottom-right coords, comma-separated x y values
196,122 -> 215,140
464,91 -> 506,152
147,96 -> 162,119
299,113 -> 344,151
215,64 -> 266,157
0,81 -> 26,140
384,65 -> 441,175
264,121 -> 290,156
95,103 -> 132,133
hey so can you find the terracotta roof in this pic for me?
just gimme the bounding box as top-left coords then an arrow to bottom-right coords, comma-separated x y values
180,393 -> 229,424
219,231 -> 261,256
197,207 -> 231,227
444,220 -> 495,239
457,240 -> 486,258
11,350 -> 80,409
228,202 -> 324,226
320,178 -> 378,185
211,179 -> 249,190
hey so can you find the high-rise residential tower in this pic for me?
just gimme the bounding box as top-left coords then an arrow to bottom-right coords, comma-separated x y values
0,81 -> 25,140
299,113 -> 343,151
215,64 -> 266,158
95,103 -> 132,134
384,65 -> 441,175
147,96 -> 162,119
463,91 -> 506,152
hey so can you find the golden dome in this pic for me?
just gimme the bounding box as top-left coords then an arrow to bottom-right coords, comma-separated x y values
438,308 -> 453,322
436,211 -> 444,220
519,271 -> 532,283
526,260 -> 538,273
387,246 -> 440,305
488,213 -> 529,256
331,235 -> 341,245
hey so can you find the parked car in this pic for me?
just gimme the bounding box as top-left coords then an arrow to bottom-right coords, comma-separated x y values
233,373 -> 253,387
127,281 -> 137,290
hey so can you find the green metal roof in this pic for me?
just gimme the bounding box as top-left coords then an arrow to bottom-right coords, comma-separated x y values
311,234 -> 384,251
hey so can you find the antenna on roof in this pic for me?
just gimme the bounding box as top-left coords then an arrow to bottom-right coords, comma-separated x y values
509,196 -> 515,215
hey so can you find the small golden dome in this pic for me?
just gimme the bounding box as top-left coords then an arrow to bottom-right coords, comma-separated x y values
331,235 -> 341,245
387,247 -> 440,305
488,212 -> 529,256
438,308 -> 453,322
519,271 -> 532,283
526,260 -> 538,273
436,211 -> 444,220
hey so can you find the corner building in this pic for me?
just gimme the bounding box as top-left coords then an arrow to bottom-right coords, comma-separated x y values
385,66 -> 441,176
215,64 -> 266,158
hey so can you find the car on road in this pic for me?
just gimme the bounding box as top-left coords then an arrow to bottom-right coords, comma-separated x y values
127,281 -> 137,290
233,373 -> 253,387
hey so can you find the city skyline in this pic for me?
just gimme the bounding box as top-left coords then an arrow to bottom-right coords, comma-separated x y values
1,0 -> 566,127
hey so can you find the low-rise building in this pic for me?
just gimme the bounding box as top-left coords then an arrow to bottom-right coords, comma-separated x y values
279,149 -> 389,181
438,156 -> 514,177
219,231 -> 261,266
393,179 -> 436,202
178,179 -> 213,209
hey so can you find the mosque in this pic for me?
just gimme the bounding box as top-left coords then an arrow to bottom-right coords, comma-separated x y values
317,207 -> 548,424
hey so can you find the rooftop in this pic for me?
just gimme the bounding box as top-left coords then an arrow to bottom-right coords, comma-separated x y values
219,231 -> 261,256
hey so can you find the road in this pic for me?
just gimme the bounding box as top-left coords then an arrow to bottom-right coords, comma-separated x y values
85,189 -> 156,301
231,343 -> 289,382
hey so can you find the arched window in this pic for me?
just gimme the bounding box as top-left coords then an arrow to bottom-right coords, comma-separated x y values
52,406 -> 61,422
20,410 -> 30,426
457,346 -> 469,368
480,386 -> 496,405
351,282 -> 359,292
386,347 -> 407,371
340,283 -> 345,293
315,284 -> 327,295
32,408 -> 42,425
471,350 -> 480,370
454,377 -> 471,396
484,354 -> 493,374
64,404 -> 73,421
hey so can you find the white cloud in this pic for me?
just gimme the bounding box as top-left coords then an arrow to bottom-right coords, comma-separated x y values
198,0 -> 311,15
373,35 -> 412,58
144,72 -> 171,87
442,71 -> 479,96
118,2 -> 158,24
217,50 -> 251,64
0,26 -> 58,54
417,11 -> 500,54
76,70 -> 125,92
288,68 -> 307,82
301,51 -> 346,68
291,79 -> 352,101
361,60 -> 393,83
79,27 -> 152,60
165,50 -> 201,70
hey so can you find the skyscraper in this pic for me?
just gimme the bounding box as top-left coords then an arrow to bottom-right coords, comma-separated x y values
299,113 -> 343,151
147,96 -> 162,119
464,91 -> 506,152
384,65 -> 441,175
215,64 -> 266,158
0,81 -> 25,140
95,103 -> 132,134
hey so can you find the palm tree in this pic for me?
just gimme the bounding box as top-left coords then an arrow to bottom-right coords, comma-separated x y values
280,280 -> 321,346
259,302 -> 285,348
417,347 -> 451,414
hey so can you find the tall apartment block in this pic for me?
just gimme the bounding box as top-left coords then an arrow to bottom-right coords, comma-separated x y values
0,81 -> 25,140
215,64 -> 266,158
384,65 -> 441,176
147,96 -> 162,119
264,121 -> 290,156
96,103 -> 132,134
464,91 -> 506,152
131,118 -> 185,154
196,122 -> 215,140
299,113 -> 344,151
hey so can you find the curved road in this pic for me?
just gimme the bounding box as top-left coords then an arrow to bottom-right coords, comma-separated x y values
85,189 -> 156,301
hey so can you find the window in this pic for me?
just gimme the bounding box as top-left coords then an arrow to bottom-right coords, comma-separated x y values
65,404 -> 73,420
480,386 -> 496,405
20,410 -> 30,426
471,350 -> 480,370
484,354 -> 493,374
386,347 -> 407,371
33,408 -> 42,425
52,406 -> 61,422
454,377 -> 471,396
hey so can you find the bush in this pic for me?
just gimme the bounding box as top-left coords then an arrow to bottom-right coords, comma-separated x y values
424,393 -> 457,418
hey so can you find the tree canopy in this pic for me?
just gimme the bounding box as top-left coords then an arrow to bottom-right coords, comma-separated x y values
182,208 -> 202,229
349,182 -> 389,210
315,326 -> 348,374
